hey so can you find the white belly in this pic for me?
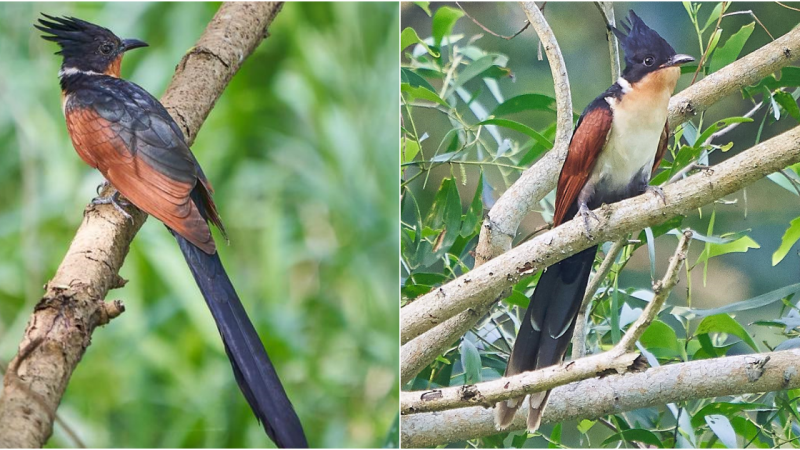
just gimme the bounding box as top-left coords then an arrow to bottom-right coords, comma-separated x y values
590,82 -> 671,189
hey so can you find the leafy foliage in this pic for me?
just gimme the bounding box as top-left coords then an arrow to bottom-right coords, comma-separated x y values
0,3 -> 398,448
402,2 -> 800,448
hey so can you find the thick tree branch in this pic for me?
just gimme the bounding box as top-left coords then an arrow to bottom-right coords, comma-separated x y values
472,1 -> 573,269
402,124 -> 800,370
402,349 -> 799,446
0,3 -> 282,447
401,231 -> 691,415
401,13 -> 800,386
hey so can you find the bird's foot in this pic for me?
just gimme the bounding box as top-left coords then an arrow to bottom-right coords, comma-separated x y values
647,185 -> 666,205
577,203 -> 599,238
92,190 -> 133,223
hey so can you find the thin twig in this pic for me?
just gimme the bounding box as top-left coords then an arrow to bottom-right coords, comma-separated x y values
722,10 -> 775,41
617,230 -> 692,350
595,1 -> 621,83
456,2 -> 531,41
709,101 -> 763,141
691,3 -> 725,85
777,2 -> 800,12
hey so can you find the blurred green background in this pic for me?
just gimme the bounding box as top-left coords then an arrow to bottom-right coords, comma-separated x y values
0,2 -> 398,448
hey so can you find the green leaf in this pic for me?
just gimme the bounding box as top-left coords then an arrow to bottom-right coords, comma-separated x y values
401,68 -> 436,92
403,138 -> 420,164
478,118 -> 553,149
694,117 -> 754,148
424,178 -> 462,260
691,282 -> 800,317
577,419 -> 596,434
695,314 -> 758,352
413,1 -> 431,16
400,27 -> 438,56
490,94 -> 557,117
745,67 -> 800,95
549,423 -> 562,448
695,234 -> 760,266
640,320 -> 681,354
710,22 -> 755,73
448,55 -> 495,93
504,290 -> 531,308
773,90 -> 800,123
401,83 -> 449,107
511,433 -> 528,448
773,217 -> 800,265
705,28 -> 724,64
603,429 -> 664,448
460,338 -> 482,384
701,2 -> 726,32
691,402 -> 772,428
431,6 -> 464,47
705,414 -> 738,448
461,173 -> 484,237
478,64 -> 513,80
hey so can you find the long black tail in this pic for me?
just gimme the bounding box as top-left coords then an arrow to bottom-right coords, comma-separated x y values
175,234 -> 308,448
495,246 -> 596,431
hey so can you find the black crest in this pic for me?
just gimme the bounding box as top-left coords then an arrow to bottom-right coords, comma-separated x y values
35,14 -> 119,58
610,10 -> 678,82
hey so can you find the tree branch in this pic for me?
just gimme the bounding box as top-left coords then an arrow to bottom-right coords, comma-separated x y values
472,1 -> 573,270
401,349 -> 799,446
0,3 -> 282,447
402,124 -> 800,371
595,1 -> 621,83
400,25 -> 800,380
401,231 -> 691,415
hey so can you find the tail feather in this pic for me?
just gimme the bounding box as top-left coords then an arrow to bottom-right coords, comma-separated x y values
494,247 -> 596,431
175,234 -> 307,448
526,391 -> 550,432
494,397 -> 522,430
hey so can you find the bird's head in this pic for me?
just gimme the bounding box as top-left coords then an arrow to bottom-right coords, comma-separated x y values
35,14 -> 147,78
611,10 -> 694,83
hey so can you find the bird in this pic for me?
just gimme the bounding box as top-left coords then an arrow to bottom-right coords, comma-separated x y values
35,14 -> 308,448
494,10 -> 694,432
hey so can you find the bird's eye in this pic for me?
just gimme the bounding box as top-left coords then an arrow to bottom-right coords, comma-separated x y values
99,43 -> 114,55
643,56 -> 655,66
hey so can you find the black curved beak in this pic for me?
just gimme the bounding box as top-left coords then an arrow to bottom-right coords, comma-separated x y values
667,54 -> 695,67
121,38 -> 148,52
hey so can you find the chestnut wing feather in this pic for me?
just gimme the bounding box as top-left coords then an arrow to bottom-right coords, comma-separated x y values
552,106 -> 613,227
65,79 -> 217,253
652,121 -> 669,174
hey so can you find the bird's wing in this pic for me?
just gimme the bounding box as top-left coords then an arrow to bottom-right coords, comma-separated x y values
552,105 -> 613,226
652,120 -> 669,174
64,78 -> 217,253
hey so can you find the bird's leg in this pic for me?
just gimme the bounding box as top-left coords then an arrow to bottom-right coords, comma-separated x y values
646,185 -> 666,205
92,188 -> 133,222
577,202 -> 599,237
